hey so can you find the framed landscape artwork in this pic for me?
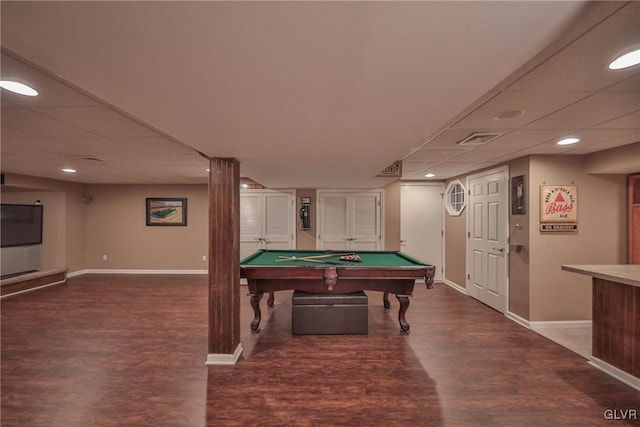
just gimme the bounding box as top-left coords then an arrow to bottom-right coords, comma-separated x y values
146,198 -> 187,226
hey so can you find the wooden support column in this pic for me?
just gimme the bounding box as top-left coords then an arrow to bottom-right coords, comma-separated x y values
205,157 -> 242,365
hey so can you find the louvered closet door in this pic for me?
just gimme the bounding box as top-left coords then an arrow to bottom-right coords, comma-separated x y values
240,191 -> 295,259
351,193 -> 381,250
318,194 -> 350,250
263,194 -> 294,250
240,193 -> 262,259
318,191 -> 382,251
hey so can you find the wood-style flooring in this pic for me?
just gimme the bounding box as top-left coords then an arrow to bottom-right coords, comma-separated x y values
1,274 -> 639,426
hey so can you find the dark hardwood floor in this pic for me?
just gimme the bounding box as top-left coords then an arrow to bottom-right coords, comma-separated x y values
1,274 -> 638,426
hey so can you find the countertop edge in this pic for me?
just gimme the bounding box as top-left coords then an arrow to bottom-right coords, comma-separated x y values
562,265 -> 640,288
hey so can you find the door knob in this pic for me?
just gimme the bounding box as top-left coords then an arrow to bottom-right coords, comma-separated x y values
492,247 -> 505,253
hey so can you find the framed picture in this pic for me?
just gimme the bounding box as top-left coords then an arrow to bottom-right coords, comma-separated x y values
540,185 -> 578,223
146,198 -> 187,226
511,175 -> 526,215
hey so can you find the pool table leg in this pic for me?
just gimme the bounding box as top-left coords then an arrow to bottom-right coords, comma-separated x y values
383,292 -> 391,309
396,294 -> 410,333
267,291 -> 275,308
250,292 -> 264,332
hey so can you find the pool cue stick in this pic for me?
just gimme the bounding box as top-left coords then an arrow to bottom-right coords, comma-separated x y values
277,252 -> 354,260
275,258 -> 350,264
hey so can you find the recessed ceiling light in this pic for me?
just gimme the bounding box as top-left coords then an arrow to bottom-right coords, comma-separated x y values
424,173 -> 436,178
494,109 -> 525,120
206,168 -> 210,172
557,137 -> 580,146
62,168 -> 77,173
609,48 -> 640,70
0,80 -> 38,96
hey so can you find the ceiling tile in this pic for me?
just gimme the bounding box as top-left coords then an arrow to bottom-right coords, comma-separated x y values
566,131 -> 640,154
410,129 -> 491,153
525,92 -> 640,130
507,2 -> 640,92
110,136 -> 198,155
603,73 -> 640,93
448,149 -> 514,163
34,106 -> 161,137
593,110 -> 640,130
482,129 -> 572,151
451,90 -> 590,130
1,52 -> 100,108
1,108 -> 96,138
406,149 -> 462,163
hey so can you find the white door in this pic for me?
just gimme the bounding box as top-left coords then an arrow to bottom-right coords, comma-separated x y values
263,193 -> 294,250
401,184 -> 444,281
240,193 -> 262,259
240,190 -> 295,259
317,191 -> 382,251
351,193 -> 381,251
467,167 -> 508,313
318,194 -> 350,250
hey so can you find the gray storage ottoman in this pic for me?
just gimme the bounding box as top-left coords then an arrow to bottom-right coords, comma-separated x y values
291,291 -> 368,335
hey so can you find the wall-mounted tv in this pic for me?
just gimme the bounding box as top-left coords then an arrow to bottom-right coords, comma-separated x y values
1,204 -> 44,248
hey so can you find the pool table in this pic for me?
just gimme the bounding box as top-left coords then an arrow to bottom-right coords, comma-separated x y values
240,250 -> 435,333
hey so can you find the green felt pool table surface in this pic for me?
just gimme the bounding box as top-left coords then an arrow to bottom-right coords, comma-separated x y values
240,250 -> 428,268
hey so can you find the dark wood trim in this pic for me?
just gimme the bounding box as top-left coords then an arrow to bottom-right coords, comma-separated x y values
0,268 -> 67,297
592,278 -> 640,378
207,157 -> 241,356
629,173 -> 640,264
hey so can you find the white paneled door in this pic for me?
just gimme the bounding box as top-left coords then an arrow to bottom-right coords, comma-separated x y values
317,191 -> 382,251
401,183 -> 444,281
240,190 -> 295,259
467,167 -> 508,313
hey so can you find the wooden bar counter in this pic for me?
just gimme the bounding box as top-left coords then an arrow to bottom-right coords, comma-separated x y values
562,264 -> 640,391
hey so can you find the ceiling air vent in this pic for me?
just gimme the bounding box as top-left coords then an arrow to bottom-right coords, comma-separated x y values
456,132 -> 504,146
377,161 -> 402,177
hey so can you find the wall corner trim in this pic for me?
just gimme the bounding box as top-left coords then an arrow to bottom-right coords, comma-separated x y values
506,311 -> 531,329
443,279 -> 467,294
205,343 -> 243,366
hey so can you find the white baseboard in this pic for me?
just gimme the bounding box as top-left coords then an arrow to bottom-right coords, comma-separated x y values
205,343 -> 243,366
443,279 -> 467,294
506,311 -> 530,329
530,320 -> 592,330
590,357 -> 640,392
67,269 -> 89,278
69,269 -> 208,276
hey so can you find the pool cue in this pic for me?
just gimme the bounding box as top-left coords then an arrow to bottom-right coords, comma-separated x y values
277,252 -> 354,261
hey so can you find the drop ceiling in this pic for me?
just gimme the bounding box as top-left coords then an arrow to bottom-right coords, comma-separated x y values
1,1 -> 639,188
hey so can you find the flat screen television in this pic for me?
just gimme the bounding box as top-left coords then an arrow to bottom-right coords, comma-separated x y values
1,204 -> 44,248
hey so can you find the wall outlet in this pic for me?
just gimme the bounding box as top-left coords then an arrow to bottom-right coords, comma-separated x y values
202,255 -> 207,261
102,254 -> 108,261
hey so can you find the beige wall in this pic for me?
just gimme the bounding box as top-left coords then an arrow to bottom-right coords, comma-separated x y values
443,177 -> 467,288
84,184 -> 208,270
384,180 -> 401,251
508,157 -> 530,320
529,155 -> 626,321
295,189 -> 317,250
